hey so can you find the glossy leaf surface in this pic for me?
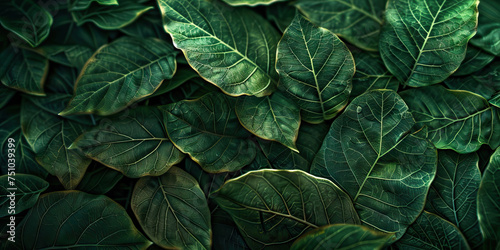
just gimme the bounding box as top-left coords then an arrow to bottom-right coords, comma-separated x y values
478,147 -> 500,247
453,45 -> 495,76
0,174 -> 48,217
68,0 -> 118,11
351,51 -> 399,98
470,0 -> 500,56
445,62 -> 500,101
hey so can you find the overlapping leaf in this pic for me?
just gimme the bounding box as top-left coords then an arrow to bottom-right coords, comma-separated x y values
0,174 -> 48,217
453,45 -> 495,76
222,0 -> 285,6
68,0 -> 118,11
470,0 -> 500,56
158,0 -> 280,96
76,163 -> 123,194
351,51 -> 399,98
478,147 -> 500,248
266,2 -> 295,32
445,62 -> 500,101
380,0 -> 478,87
276,14 -> 354,123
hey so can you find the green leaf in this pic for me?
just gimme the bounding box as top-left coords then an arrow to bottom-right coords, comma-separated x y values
395,211 -> 470,249
470,0 -> 500,56
236,92 -> 300,151
477,147 -> 500,247
379,0 -> 478,87
221,0 -> 285,6
212,169 -> 361,249
400,85 -> 500,153
266,2 -> 296,33
453,45 -> 495,76
311,90 -> 437,238
71,0 -> 153,30
0,85 -> 15,109
59,37 -> 178,116
70,107 -> 184,178
0,0 -> 53,47
276,13 -> 354,124
76,162 -> 123,194
295,0 -> 386,51
160,92 -> 257,173
68,0 -> 118,11
150,78 -> 220,105
131,167 -> 211,249
0,174 -> 49,217
351,51 -> 399,98
183,158 -> 231,199
15,191 -> 152,249
158,0 -> 280,97
445,61 -> 500,101
0,47 -> 48,96
291,224 -> 395,250
212,209 -> 250,250
119,8 -> 170,40
425,150 -> 482,248
35,44 -> 93,70
152,66 -> 200,97
21,99 -> 91,189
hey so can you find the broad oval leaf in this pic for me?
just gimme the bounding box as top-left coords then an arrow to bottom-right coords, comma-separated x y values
351,51 -> 399,98
35,45 -> 94,71
0,174 -> 48,217
276,13 -> 354,124
0,47 -> 48,96
295,0 -> 386,51
380,0 -> 478,87
236,91 -> 300,151
70,107 -> 184,178
132,166 -> 211,249
16,191 -> 152,249
158,0 -> 280,97
425,150 -> 482,248
453,45 -> 495,76
400,85 -> 500,153
445,62 -> 500,101
160,92 -> 257,173
311,90 -> 437,238
76,163 -> 123,195
68,0 -> 118,11
470,0 -> 500,56
59,37 -> 178,116
291,224 -> 394,250
0,0 -> 53,47
477,147 -> 500,247
395,211 -> 470,249
212,169 -> 361,249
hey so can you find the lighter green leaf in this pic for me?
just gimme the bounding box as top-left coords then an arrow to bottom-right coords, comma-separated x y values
425,150 -> 482,248
351,51 -> 399,98
158,0 -> 280,97
222,0 -> 285,6
295,0 -> 386,51
291,224 -> 394,250
453,45 -> 495,76
236,92 -> 300,151
68,0 -> 119,11
160,92 -> 257,173
212,169 -> 361,249
131,167 -> 211,249
477,147 -> 500,247
470,0 -> 500,56
71,0 -> 152,30
0,0 -> 53,47
59,37 -> 177,116
276,14 -> 354,123
445,62 -> 500,101
380,0 -> 478,87
70,107 -> 184,178
0,47 -> 48,96
395,211 -> 470,249
311,90 -> 437,238
0,174 -> 49,217
16,191 -> 152,249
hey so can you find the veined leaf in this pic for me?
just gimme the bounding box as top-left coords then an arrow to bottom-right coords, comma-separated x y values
222,0 -> 285,6
119,7 -> 170,40
131,167 -> 211,249
276,13 -> 354,124
15,191 -> 152,249
351,51 -> 399,98
425,150 -> 482,248
295,0 -> 386,51
477,147 -> 500,248
71,0 -> 153,30
266,2 -> 295,32
183,158 -> 230,199
445,62 -> 500,101
291,224 -> 394,250
453,45 -> 495,76
158,0 -> 280,97
0,0 -> 53,47
35,44 -> 93,70
380,0 -> 478,87
400,85 -> 500,153
0,46 -> 48,96
236,91 -> 300,151
152,66 -> 200,97
0,174 -> 49,217
70,107 -> 184,178
76,163 -> 123,195
470,0 -> 500,56
212,169 -> 360,249
311,90 -> 437,238
59,37 -> 177,116
160,92 -> 257,173
395,211 -> 470,249
68,0 -> 118,11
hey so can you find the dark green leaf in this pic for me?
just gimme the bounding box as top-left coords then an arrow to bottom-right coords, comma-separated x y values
311,90 -> 437,238
131,167 -> 211,249
351,51 -> 399,98
119,8 -> 170,40
60,37 -> 177,116
470,0 -> 500,56
158,0 -> 280,97
160,92 -> 257,173
68,0 -> 118,11
76,162 -> 123,194
35,44 -> 93,70
222,0 -> 285,6
453,45 -> 495,76
0,85 -> 15,109
445,61 -> 500,101
183,158 -> 230,199
266,2 -> 295,32
0,174 -> 48,217
212,208 -> 250,250
380,0 -> 478,87
212,169 -> 360,249
152,66 -> 200,97
477,147 -> 500,247
276,13 -> 354,123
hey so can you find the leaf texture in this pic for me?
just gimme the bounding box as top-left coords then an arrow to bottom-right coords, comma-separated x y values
351,51 -> 399,98
0,174 -> 48,217
470,0 -> 500,56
